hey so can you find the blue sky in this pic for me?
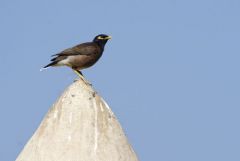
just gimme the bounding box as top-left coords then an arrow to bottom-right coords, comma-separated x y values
1,0 -> 240,160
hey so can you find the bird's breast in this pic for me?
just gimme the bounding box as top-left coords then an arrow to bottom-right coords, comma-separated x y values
68,53 -> 102,70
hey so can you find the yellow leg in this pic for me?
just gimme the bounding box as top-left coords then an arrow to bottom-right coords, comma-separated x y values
72,69 -> 91,86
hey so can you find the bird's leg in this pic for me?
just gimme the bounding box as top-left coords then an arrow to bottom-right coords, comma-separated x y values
77,70 -> 83,76
72,69 -> 92,86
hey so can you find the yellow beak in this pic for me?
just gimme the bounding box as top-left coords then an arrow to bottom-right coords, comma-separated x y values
105,36 -> 112,40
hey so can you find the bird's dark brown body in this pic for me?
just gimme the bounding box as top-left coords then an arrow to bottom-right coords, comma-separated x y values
43,34 -> 111,72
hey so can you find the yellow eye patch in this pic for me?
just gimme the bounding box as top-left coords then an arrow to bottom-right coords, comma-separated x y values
97,36 -> 112,40
97,36 -> 104,40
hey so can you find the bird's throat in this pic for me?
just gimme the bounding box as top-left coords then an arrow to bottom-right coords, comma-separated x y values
95,41 -> 107,50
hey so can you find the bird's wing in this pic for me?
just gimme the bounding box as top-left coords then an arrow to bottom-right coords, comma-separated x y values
52,42 -> 99,57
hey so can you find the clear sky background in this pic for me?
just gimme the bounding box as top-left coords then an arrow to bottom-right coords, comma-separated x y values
1,0 -> 240,161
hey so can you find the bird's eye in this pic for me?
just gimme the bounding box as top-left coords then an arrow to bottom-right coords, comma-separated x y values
97,36 -> 104,40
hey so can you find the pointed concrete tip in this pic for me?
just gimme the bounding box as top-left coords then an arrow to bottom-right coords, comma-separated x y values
16,79 -> 139,161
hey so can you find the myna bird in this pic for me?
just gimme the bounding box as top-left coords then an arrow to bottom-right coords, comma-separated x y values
42,34 -> 111,84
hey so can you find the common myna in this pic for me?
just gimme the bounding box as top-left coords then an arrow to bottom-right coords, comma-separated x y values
42,34 -> 111,83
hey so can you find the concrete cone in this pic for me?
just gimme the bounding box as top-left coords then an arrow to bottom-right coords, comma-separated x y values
16,79 -> 139,161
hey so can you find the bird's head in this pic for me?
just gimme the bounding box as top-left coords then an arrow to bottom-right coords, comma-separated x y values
93,34 -> 111,47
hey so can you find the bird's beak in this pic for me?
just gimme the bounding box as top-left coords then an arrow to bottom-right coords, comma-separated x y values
105,36 -> 112,40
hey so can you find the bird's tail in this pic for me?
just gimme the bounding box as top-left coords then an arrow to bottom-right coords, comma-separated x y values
40,61 -> 58,72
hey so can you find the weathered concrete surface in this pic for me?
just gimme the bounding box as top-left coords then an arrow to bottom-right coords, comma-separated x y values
16,79 -> 138,161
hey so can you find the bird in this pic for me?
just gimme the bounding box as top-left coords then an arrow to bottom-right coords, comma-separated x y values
42,34 -> 111,84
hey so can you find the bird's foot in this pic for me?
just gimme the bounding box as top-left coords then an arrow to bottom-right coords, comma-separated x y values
82,79 -> 92,86
74,78 -> 79,82
74,77 -> 92,86
72,69 -> 92,86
